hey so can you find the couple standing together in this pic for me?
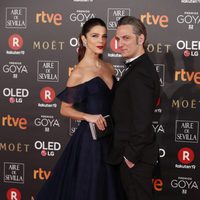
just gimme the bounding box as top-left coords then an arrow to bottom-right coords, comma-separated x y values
36,16 -> 160,200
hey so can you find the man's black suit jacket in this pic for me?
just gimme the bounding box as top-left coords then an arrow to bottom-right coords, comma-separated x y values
107,53 -> 160,165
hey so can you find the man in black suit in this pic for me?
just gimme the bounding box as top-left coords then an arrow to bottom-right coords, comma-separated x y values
107,16 -> 160,200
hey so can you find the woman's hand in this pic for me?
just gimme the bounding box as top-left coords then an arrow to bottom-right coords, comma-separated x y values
83,114 -> 107,130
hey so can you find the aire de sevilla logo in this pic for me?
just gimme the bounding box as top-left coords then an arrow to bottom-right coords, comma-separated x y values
110,37 -> 121,53
178,147 -> 194,164
8,34 -> 23,50
40,87 -> 55,103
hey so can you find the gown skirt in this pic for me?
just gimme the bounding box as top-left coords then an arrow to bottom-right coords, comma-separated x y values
36,77 -> 125,200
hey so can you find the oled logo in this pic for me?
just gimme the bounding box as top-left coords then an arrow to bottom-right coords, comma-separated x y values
175,120 -> 199,143
38,87 -> 57,108
33,168 -> 51,180
171,176 -> 198,195
177,40 -> 200,57
69,118 -> 81,136
4,162 -> 25,184
5,7 -> 27,29
2,62 -> 28,79
3,88 -> 29,103
159,148 -> 166,158
36,11 -> 62,26
152,178 -> 163,192
69,37 -> 79,47
7,34 -> 25,55
33,40 -> 65,50
107,8 -> 130,30
1,115 -> 28,130
37,60 -> 59,82
34,115 -> 60,133
152,121 -> 165,134
155,64 -> 165,86
140,12 -> 169,28
69,10 -> 95,27
175,69 -> 200,84
34,141 -> 61,157
177,11 -> 200,30
7,188 -> 21,200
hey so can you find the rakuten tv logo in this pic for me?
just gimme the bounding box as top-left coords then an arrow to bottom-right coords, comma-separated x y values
110,37 -> 121,53
8,34 -> 23,50
36,11 -> 62,26
7,188 -> 21,200
140,12 -> 169,28
175,69 -> 200,84
178,147 -> 194,164
40,87 -> 55,103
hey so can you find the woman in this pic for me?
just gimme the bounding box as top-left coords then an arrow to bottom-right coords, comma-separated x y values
36,18 -> 125,200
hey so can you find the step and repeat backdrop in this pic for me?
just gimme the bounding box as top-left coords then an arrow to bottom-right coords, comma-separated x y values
0,0 -> 200,199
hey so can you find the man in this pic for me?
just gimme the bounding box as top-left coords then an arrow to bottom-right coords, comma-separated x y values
107,16 -> 160,200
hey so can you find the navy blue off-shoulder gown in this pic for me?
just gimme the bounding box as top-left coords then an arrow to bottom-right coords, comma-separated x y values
36,76 -> 125,200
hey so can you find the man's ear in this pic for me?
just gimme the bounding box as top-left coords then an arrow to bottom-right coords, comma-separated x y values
138,34 -> 145,45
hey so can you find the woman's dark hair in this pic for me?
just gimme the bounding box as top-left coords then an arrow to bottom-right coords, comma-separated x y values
78,18 -> 107,61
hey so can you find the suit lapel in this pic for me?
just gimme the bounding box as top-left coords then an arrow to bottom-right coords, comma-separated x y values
115,53 -> 147,89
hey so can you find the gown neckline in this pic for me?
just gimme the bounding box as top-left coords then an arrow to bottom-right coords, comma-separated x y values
66,76 -> 115,91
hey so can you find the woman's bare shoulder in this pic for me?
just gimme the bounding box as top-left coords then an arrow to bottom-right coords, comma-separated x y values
66,65 -> 84,87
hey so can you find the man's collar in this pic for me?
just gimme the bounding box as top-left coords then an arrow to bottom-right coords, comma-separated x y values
125,55 -> 140,64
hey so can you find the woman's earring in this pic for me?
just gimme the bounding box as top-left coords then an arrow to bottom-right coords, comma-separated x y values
83,41 -> 87,47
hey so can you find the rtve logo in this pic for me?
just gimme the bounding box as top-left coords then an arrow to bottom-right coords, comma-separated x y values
1,115 -> 27,130
33,168 -> 51,180
152,178 -> 163,191
140,12 -> 169,28
178,147 -> 194,164
8,34 -> 23,50
7,188 -> 21,200
36,11 -> 62,26
40,87 -> 55,103
175,69 -> 200,84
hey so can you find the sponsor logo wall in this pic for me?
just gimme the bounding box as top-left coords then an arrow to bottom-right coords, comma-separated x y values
0,0 -> 199,199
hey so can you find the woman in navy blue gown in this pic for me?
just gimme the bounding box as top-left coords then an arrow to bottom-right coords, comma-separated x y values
36,18 -> 125,200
